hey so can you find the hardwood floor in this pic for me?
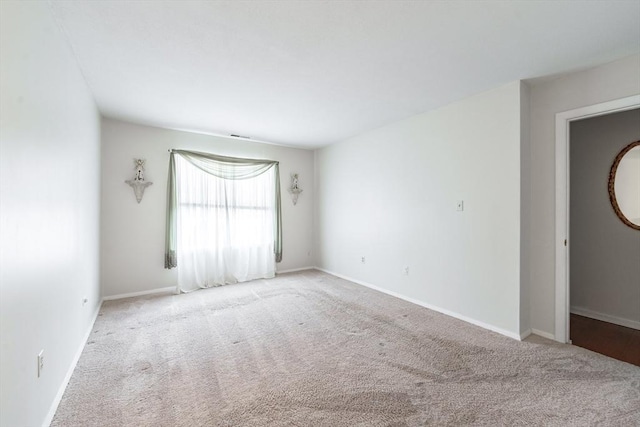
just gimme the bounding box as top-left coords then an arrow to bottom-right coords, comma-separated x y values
570,314 -> 640,367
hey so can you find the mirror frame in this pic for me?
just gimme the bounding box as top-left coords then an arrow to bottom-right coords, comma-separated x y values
608,140 -> 640,231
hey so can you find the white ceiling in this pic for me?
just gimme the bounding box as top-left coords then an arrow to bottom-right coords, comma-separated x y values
50,1 -> 640,149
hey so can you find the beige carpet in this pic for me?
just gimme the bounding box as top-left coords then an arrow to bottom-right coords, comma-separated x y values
53,270 -> 640,426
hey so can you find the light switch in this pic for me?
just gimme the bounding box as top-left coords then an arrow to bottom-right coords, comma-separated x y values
456,200 -> 464,211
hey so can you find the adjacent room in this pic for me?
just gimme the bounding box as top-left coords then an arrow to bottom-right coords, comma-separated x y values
1,1 -> 639,426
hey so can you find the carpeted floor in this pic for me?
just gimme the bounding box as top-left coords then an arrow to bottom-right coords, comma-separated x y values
52,270 -> 640,426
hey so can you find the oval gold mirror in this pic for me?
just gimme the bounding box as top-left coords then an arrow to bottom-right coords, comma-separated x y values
608,140 -> 640,230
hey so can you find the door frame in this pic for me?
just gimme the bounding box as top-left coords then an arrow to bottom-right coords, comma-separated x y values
554,94 -> 640,344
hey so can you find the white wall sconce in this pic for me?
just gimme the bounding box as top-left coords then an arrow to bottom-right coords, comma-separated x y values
125,158 -> 153,203
288,173 -> 303,205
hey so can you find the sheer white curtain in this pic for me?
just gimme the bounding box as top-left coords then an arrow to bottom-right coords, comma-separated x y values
175,155 -> 276,292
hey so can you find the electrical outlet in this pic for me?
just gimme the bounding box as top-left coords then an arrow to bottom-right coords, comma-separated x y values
456,200 -> 464,211
361,256 -> 366,264
403,266 -> 410,276
37,350 -> 44,378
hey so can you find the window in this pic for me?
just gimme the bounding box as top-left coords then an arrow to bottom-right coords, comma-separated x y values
165,150 -> 281,292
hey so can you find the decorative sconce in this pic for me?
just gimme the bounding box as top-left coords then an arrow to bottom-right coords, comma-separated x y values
125,158 -> 153,203
287,173 -> 303,205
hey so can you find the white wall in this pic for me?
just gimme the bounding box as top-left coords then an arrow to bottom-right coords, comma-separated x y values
569,109 -> 640,328
101,119 -> 314,297
315,82 -> 524,337
528,54 -> 640,337
520,83 -> 532,336
0,2 -> 101,426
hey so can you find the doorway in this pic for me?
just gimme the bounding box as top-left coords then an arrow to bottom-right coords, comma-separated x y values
554,95 -> 639,348
567,109 -> 640,366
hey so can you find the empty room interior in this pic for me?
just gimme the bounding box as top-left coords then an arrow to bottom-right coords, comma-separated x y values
1,1 -> 640,426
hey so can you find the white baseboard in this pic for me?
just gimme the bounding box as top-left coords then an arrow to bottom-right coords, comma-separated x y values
42,299 -> 103,427
520,329 -> 532,340
103,286 -> 178,301
570,306 -> 640,330
314,267 -> 522,341
531,328 -> 555,340
276,266 -> 315,274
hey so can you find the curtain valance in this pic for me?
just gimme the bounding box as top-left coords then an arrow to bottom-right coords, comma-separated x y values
164,149 -> 282,269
